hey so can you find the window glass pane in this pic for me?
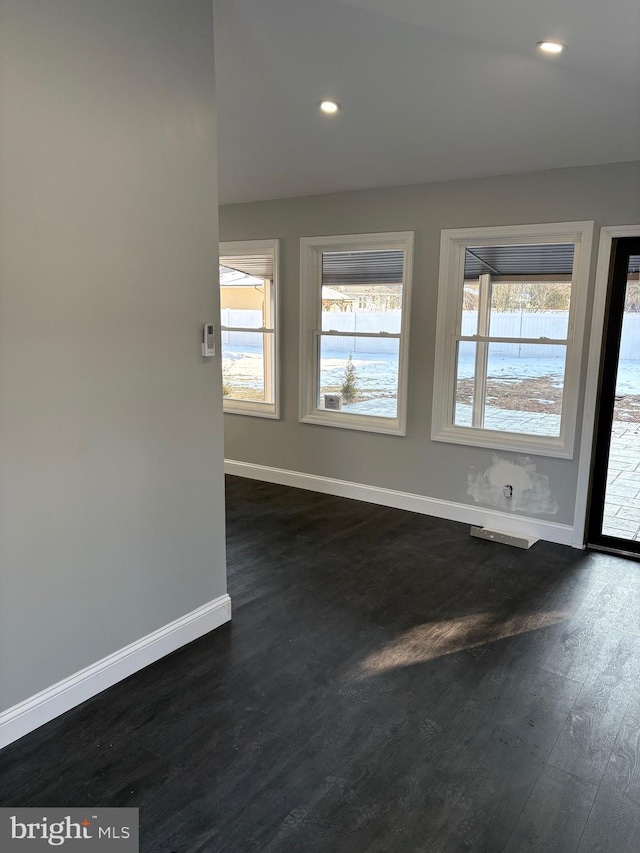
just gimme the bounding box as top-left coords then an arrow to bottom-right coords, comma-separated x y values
318,334 -> 399,419
488,281 -> 572,339
321,250 -> 403,333
222,330 -> 274,403
462,280 -> 480,336
454,341 -> 476,427
483,343 -> 566,436
455,341 -> 566,436
453,341 -> 476,426
220,264 -> 273,329
602,262 -> 640,538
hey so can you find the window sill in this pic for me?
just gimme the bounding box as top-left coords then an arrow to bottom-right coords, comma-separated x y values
301,410 -> 406,436
431,423 -> 573,459
224,401 -> 279,419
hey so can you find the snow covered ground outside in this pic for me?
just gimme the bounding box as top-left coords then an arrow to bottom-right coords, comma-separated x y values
222,343 -> 640,431
223,328 -> 640,540
453,353 -> 565,435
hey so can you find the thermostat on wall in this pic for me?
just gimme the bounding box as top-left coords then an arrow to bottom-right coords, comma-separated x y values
202,323 -> 215,356
324,393 -> 342,411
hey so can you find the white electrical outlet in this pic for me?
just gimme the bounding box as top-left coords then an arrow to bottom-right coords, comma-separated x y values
503,484 -> 513,498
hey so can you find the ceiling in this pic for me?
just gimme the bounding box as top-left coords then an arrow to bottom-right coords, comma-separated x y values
214,0 -> 640,204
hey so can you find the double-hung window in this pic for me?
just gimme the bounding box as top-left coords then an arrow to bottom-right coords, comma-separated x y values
300,232 -> 414,435
432,222 -> 594,458
219,239 -> 279,418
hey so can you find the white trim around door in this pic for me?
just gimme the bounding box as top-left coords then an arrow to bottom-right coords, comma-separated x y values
572,225 -> 640,548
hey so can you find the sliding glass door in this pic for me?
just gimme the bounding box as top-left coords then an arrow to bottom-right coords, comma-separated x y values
588,237 -> 640,556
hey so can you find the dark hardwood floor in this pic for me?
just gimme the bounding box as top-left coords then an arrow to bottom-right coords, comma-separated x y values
2,475 -> 640,852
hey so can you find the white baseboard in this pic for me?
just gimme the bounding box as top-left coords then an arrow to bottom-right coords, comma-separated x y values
0,593 -> 231,750
225,460 -> 575,547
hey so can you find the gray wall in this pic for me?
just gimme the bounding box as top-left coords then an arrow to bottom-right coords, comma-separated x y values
0,0 -> 226,711
220,161 -> 640,527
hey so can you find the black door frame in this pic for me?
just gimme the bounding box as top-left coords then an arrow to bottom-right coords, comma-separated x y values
587,236 -> 640,556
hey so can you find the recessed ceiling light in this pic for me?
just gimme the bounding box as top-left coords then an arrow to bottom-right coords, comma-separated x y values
537,41 -> 566,54
319,100 -> 340,114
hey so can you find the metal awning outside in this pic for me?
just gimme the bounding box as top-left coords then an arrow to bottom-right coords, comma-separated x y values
322,250 -> 404,285
220,254 -> 274,280
464,243 -> 575,278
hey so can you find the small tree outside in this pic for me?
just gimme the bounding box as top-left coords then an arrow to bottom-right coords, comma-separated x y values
340,352 -> 359,403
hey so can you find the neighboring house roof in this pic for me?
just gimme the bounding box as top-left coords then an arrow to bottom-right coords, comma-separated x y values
322,287 -> 353,302
219,267 -> 263,287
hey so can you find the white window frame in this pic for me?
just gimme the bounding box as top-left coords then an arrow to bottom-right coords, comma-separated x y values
299,231 -> 414,435
431,221 -> 594,458
220,238 -> 280,419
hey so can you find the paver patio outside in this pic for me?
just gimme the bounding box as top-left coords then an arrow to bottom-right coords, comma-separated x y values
602,422 -> 640,541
